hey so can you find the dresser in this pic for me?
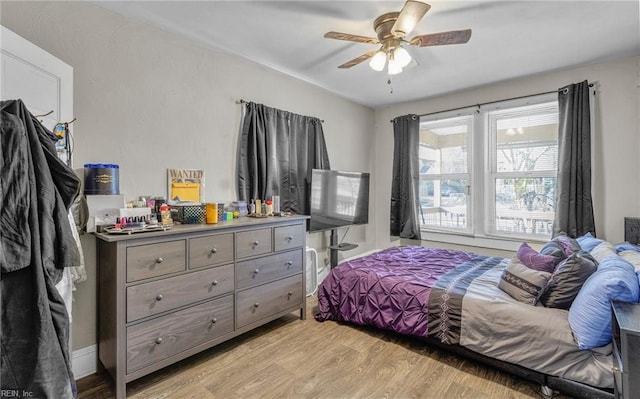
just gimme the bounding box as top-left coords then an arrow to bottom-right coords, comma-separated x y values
95,215 -> 308,399
612,300 -> 640,399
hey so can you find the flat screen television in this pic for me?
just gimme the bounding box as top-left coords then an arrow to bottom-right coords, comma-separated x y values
308,169 -> 370,232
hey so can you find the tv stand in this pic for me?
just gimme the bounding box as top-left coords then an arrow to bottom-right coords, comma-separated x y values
329,228 -> 358,268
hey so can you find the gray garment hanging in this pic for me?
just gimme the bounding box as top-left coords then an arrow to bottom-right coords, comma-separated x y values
237,102 -> 330,216
1,99 -> 80,398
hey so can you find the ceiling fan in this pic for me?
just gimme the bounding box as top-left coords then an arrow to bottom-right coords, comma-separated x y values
324,0 -> 471,75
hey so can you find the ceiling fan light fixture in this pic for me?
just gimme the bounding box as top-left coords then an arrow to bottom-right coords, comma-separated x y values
387,57 -> 403,75
369,50 -> 387,71
324,0 -> 472,78
393,46 -> 412,68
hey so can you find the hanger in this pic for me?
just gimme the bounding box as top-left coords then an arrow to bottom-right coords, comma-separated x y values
34,110 -> 54,118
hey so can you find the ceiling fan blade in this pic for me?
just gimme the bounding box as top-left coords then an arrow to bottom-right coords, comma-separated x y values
391,0 -> 431,38
408,29 -> 472,47
338,50 -> 378,69
324,31 -> 379,45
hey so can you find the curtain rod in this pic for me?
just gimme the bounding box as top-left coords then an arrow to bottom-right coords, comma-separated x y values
236,99 -> 324,123
390,83 -> 594,122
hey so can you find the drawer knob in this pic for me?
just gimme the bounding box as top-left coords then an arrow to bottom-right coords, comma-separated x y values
613,366 -> 619,372
253,269 -> 260,275
254,302 -> 260,308
288,291 -> 293,297
211,317 -> 218,324
286,261 -> 293,266
287,236 -> 293,241
155,337 -> 163,345
211,280 -> 219,286
252,240 -> 260,246
155,257 -> 164,264
155,294 -> 164,301
210,248 -> 217,254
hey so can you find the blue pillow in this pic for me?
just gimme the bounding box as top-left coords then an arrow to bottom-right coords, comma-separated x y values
615,242 -> 640,253
568,255 -> 640,349
577,232 -> 604,252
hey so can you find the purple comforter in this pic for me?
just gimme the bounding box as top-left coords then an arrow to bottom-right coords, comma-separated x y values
315,246 -> 503,344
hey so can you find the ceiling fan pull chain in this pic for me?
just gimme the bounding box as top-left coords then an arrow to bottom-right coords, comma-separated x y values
387,77 -> 393,94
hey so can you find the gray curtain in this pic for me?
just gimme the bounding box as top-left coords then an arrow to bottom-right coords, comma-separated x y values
237,101 -> 330,215
553,81 -> 595,238
390,114 -> 421,239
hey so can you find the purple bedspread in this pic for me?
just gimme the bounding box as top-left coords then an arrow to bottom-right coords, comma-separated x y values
315,246 -> 502,343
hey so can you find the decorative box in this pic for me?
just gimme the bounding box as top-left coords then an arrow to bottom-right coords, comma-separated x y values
170,204 -> 206,224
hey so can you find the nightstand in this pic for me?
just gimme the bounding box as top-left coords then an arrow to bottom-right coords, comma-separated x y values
612,300 -> 640,399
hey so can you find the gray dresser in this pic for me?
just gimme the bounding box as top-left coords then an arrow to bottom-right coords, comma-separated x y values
95,215 -> 308,399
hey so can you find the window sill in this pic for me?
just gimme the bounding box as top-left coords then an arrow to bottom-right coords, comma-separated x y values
419,230 -> 548,252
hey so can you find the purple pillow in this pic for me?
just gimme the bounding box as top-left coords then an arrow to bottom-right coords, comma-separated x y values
540,240 -> 566,264
517,242 -> 556,273
556,235 -> 581,256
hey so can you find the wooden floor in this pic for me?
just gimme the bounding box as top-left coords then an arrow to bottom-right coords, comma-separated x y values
77,295 -> 573,399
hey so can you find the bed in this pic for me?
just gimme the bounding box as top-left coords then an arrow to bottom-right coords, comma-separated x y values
315,242 -> 640,399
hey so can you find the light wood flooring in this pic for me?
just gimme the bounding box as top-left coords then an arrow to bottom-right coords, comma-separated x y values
77,295 -> 574,399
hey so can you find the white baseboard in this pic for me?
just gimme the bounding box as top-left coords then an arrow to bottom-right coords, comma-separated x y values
72,344 -> 97,380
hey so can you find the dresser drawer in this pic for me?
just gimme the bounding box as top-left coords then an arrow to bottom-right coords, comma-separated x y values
127,240 -> 186,282
189,233 -> 234,269
236,228 -> 272,259
127,264 -> 234,322
126,295 -> 234,373
236,275 -> 303,328
274,224 -> 305,252
236,249 -> 303,290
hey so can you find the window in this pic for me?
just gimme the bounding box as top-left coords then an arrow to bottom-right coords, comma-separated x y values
419,112 -> 473,233
418,94 -> 559,241
487,101 -> 559,238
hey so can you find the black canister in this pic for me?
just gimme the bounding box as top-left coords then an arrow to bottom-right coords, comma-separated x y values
84,164 -> 120,195
153,197 -> 166,214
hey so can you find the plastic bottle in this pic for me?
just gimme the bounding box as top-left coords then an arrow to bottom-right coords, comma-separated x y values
265,200 -> 273,216
160,203 -> 173,225
255,199 -> 262,215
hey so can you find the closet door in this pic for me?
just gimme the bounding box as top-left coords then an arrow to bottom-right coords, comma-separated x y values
0,25 -> 73,165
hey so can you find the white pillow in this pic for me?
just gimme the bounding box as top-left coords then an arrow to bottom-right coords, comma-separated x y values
590,241 -> 616,263
619,250 -> 640,273
498,257 -> 551,305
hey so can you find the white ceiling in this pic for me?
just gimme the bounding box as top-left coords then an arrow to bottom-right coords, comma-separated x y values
95,1 -> 640,108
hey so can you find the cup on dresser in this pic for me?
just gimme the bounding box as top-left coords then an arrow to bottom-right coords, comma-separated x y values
206,203 -> 218,224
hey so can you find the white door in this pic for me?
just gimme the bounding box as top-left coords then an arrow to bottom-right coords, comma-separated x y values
1,25 -> 73,165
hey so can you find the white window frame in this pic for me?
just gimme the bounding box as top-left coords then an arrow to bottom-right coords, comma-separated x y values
418,107 -> 475,235
483,94 -> 559,240
418,93 -> 561,250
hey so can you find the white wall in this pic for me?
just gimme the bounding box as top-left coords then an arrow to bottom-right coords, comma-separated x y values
374,56 -> 640,254
0,1 -> 375,351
